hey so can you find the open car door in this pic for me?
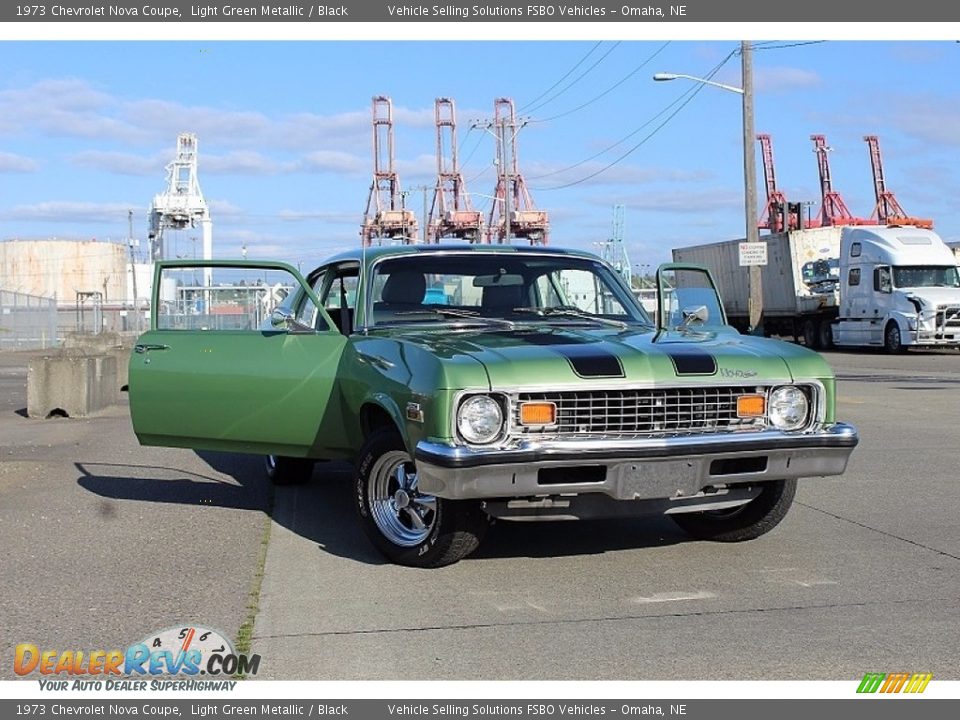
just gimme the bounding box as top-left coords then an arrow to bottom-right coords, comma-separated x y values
129,260 -> 348,459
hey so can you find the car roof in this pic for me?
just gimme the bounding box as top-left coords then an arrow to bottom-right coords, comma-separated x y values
321,244 -> 597,267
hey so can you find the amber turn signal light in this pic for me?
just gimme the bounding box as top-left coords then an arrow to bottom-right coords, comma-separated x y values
736,394 -> 766,418
519,402 -> 557,426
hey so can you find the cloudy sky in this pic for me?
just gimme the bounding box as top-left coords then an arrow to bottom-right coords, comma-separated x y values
1,39 -> 958,270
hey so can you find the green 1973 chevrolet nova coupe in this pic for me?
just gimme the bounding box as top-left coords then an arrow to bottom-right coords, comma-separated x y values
129,245 -> 858,567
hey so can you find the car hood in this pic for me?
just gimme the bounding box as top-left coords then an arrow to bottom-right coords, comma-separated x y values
393,324 -> 798,388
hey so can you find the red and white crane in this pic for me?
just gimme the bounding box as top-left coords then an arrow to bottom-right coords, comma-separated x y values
361,96 -> 419,246
757,133 -> 793,232
486,98 -> 548,245
427,98 -> 484,243
810,134 -> 873,227
864,135 -> 933,229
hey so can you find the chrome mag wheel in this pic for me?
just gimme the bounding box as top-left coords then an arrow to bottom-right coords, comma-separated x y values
367,450 -> 438,547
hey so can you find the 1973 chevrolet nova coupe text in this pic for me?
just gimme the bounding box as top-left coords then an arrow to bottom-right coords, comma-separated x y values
129,245 -> 858,567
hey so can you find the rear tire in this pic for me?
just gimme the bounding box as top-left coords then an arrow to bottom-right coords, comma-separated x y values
818,320 -> 834,350
354,429 -> 487,567
802,319 -> 820,349
671,479 -> 796,542
264,455 -> 314,486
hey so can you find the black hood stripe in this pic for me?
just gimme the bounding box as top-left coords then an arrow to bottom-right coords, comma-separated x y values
665,348 -> 717,376
514,331 -> 626,378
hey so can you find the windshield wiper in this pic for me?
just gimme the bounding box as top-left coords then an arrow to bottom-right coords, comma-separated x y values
512,306 -> 628,330
394,308 -> 516,329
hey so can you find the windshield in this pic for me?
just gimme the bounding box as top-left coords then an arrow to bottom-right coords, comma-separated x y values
369,253 -> 650,328
893,266 -> 960,289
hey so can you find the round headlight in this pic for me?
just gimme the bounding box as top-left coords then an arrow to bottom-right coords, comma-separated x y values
457,395 -> 504,445
768,386 -> 809,431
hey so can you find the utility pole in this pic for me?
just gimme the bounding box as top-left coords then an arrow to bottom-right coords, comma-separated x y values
498,114 -> 512,242
128,210 -> 140,333
742,41 -> 763,334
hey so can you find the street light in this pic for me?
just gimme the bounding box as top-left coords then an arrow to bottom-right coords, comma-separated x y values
653,42 -> 763,334
652,73 -> 744,95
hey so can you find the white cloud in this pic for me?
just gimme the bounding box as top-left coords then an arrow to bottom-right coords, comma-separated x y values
617,188 -> 743,213
526,162 -> 713,191
0,78 -> 376,154
890,96 -> 960,147
298,150 -> 366,175
0,152 -> 39,173
754,66 -> 822,94
71,150 -> 166,176
1,201 -> 138,223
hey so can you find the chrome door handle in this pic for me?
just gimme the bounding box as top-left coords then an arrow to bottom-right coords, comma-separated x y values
134,343 -> 170,354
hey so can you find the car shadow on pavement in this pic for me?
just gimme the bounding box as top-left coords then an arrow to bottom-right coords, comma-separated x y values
77,453 -> 691,565
74,453 -> 388,566
477,515 -> 687,560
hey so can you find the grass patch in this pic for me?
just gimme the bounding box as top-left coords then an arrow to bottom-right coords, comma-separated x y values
233,488 -> 274,679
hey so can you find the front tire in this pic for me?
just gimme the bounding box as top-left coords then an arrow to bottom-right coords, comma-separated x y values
884,321 -> 906,354
671,479 -> 796,542
354,429 -> 487,568
264,455 -> 314,486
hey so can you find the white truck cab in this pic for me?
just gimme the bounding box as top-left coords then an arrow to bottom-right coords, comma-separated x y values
832,226 -> 960,352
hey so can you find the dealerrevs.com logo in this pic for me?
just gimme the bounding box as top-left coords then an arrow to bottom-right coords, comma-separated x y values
15,625 -> 260,690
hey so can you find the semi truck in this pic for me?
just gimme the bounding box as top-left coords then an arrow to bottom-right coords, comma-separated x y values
673,225 -> 960,353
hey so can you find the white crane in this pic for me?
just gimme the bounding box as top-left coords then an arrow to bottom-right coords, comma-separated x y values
149,133 -> 213,285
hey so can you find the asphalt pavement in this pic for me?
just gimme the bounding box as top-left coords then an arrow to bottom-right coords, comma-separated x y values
0,349 -> 270,680
1,345 -> 958,681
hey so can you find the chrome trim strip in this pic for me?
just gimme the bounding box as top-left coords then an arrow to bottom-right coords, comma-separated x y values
416,422 -> 858,470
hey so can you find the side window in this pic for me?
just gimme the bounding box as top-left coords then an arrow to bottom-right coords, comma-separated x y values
874,266 -> 891,293
323,274 -> 359,310
535,273 -> 564,308
848,268 -> 861,287
295,270 -> 325,327
850,242 -> 862,258
156,264 -> 311,331
319,266 -> 360,335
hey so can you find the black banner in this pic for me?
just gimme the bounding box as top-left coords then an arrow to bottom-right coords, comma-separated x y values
2,0 -> 958,23
2,699 -> 959,720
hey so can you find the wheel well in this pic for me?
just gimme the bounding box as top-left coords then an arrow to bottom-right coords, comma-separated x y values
360,403 -> 399,440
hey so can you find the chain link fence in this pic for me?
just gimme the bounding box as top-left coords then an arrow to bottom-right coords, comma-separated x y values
0,290 -> 59,350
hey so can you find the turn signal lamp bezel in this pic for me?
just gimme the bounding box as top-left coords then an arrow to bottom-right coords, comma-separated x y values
518,402 -> 557,426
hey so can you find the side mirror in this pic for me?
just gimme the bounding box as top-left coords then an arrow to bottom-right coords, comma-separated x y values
270,308 -> 294,329
655,263 -> 727,332
681,305 -> 709,327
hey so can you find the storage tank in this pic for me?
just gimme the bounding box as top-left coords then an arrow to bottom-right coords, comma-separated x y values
0,239 -> 129,304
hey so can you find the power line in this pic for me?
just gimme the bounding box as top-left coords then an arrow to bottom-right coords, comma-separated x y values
532,48 -> 739,191
529,42 -> 671,124
518,41 -> 604,111
529,48 -> 737,183
523,42 -> 622,115
754,40 -> 827,51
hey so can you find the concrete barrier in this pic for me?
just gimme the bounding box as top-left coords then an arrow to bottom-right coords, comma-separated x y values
27,350 -> 120,418
61,332 -> 135,390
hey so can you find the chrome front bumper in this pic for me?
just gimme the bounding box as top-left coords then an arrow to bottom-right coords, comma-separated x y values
414,423 -> 859,501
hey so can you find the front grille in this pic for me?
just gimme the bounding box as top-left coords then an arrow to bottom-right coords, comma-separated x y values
937,306 -> 960,329
512,387 -> 766,437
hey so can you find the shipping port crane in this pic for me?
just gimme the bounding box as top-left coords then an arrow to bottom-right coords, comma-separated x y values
485,98 -> 549,245
864,135 -> 933,228
149,133 -> 213,286
598,204 -> 632,286
427,98 -> 484,243
810,134 -> 873,227
757,133 -> 799,232
361,96 -> 419,245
